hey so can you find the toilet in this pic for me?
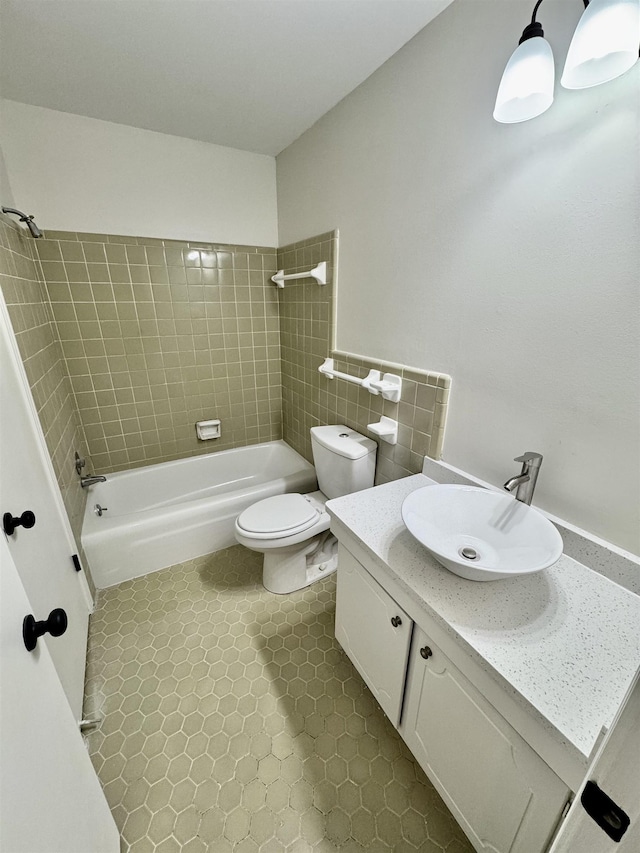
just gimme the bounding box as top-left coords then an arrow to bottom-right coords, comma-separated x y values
235,425 -> 377,594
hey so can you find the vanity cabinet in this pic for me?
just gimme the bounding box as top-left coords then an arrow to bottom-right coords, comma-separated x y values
401,625 -> 568,853
335,547 -> 412,725
334,545 -> 569,853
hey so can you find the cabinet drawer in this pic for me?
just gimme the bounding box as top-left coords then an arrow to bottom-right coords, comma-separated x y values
335,546 -> 412,725
401,626 -> 569,853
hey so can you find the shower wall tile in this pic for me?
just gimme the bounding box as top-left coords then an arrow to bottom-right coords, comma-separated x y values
278,231 -> 451,483
38,232 -> 281,473
0,214 -> 93,592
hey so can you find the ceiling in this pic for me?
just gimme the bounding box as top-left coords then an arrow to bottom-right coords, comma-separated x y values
0,0 -> 453,156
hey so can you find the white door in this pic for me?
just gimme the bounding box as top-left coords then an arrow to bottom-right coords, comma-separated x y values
335,546 -> 413,725
0,534 -> 119,853
0,292 -> 91,719
401,625 -> 569,853
549,667 -> 640,852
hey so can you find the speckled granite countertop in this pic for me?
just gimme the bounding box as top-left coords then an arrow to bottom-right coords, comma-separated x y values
326,474 -> 640,768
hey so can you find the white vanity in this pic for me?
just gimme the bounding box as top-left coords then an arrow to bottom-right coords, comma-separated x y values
326,474 -> 640,853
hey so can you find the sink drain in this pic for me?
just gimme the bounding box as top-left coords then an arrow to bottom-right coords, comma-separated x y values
459,546 -> 479,560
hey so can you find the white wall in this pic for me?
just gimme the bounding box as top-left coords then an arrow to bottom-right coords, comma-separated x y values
1,100 -> 277,246
0,91 -> 15,206
277,0 -> 640,554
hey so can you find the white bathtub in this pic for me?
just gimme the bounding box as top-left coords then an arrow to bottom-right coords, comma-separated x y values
81,441 -> 317,588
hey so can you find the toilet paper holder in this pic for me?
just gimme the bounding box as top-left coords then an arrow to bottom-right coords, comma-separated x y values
196,419 -> 221,440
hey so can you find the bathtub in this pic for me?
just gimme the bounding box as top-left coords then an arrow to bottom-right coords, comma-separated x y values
81,441 -> 317,588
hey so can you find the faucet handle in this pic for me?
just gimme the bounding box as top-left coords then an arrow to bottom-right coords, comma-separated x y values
514,452 -> 543,465
74,451 -> 86,475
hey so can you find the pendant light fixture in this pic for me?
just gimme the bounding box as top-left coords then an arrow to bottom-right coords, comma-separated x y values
562,0 -> 640,89
493,1 -> 555,123
494,0 -> 640,123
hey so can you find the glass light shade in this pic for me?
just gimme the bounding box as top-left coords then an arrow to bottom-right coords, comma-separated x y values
561,0 -> 640,89
494,36 -> 555,123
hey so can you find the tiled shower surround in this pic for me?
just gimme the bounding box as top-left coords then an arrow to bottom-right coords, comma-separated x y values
37,231 -> 281,473
25,224 -> 450,488
278,232 -> 450,483
0,215 -> 90,560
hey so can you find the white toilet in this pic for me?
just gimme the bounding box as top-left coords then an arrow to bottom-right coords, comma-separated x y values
235,425 -> 377,594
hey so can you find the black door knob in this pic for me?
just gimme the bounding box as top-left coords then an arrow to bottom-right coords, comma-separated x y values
3,510 -> 36,536
420,645 -> 433,660
23,608 -> 68,652
390,616 -> 402,628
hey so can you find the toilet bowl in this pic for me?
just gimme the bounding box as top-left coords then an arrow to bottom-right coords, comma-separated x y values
235,425 -> 377,594
235,490 -> 336,593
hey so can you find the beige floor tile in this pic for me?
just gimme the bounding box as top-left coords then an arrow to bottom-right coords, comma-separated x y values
85,545 -> 473,852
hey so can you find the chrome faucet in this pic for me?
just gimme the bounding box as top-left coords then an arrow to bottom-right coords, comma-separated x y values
80,474 -> 107,488
503,452 -> 543,505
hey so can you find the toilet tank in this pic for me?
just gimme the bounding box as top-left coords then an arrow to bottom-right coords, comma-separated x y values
310,425 -> 377,499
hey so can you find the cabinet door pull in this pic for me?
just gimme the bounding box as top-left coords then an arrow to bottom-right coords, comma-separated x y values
390,616 -> 402,628
420,645 -> 433,659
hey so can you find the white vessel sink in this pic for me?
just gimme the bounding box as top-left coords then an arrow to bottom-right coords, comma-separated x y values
401,484 -> 563,581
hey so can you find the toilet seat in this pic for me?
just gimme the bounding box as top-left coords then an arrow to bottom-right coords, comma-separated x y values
236,493 -> 321,540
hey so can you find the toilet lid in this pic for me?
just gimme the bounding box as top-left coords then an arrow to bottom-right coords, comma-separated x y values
237,493 -> 319,536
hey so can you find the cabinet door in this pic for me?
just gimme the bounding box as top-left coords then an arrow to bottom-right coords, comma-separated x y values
335,546 -> 412,725
401,627 -> 569,853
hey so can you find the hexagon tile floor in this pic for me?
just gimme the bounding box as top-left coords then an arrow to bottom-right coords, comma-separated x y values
84,545 -> 473,853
